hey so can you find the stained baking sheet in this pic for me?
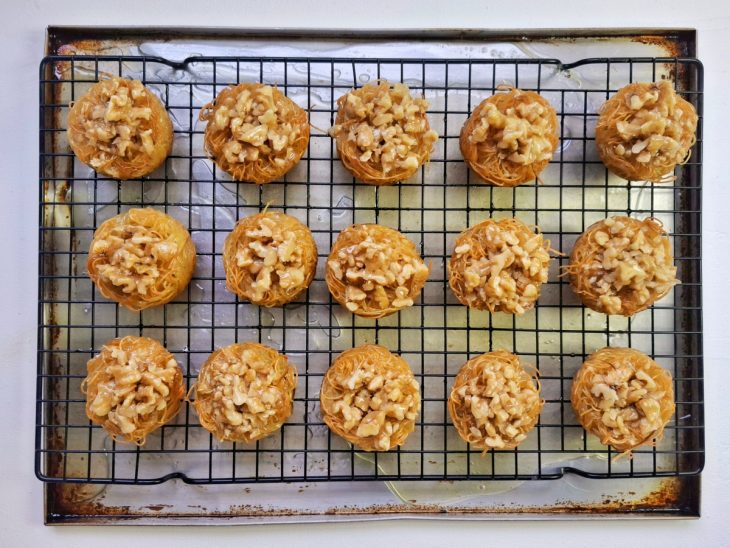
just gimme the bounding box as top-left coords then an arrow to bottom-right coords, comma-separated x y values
39,27 -> 703,522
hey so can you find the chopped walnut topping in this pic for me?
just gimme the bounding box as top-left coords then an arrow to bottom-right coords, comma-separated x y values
83,336 -> 184,444
449,351 -> 543,451
330,81 -> 438,183
468,95 -> 555,165
567,216 -> 678,316
67,77 -> 173,180
460,88 -> 558,187
572,347 -> 675,454
200,83 -> 309,184
192,342 -> 297,443
72,78 -> 158,168
91,222 -> 177,297
326,224 -> 429,318
223,211 -> 317,306
609,81 -> 695,166
320,345 -> 420,451
448,218 -> 553,314
87,208 -> 196,311
596,81 -> 698,182
216,85 -> 300,166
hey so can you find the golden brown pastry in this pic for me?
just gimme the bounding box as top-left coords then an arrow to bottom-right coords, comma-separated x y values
565,216 -> 678,316
191,342 -> 297,443
67,77 -> 173,180
82,336 -> 184,445
460,87 -> 558,186
326,224 -> 430,319
87,208 -> 196,311
330,81 -> 438,185
448,350 -> 543,451
448,218 -> 553,314
595,81 -> 698,182
320,345 -> 420,451
199,83 -> 309,184
223,211 -> 317,307
572,347 -> 675,455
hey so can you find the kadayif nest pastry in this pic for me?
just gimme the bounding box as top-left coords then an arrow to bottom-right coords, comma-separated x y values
572,347 -> 675,455
191,342 -> 297,443
222,211 -> 318,307
87,208 -> 196,311
460,87 -> 558,186
565,216 -> 678,316
449,350 -> 543,451
200,83 -> 310,184
326,224 -> 430,318
595,80 -> 698,182
320,345 -> 421,451
330,81 -> 438,185
67,77 -> 173,180
448,218 -> 553,314
82,336 -> 185,445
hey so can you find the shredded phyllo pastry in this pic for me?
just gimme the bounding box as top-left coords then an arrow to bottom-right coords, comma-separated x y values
572,347 -> 675,456
330,81 -> 439,185
326,224 -> 430,318
67,77 -> 173,180
449,351 -> 543,451
320,345 -> 421,451
596,80 -> 698,182
87,208 -> 196,311
448,218 -> 554,314
191,342 -> 297,443
223,211 -> 317,307
460,87 -> 558,187
82,336 -> 184,445
565,216 -> 678,316
200,83 -> 309,184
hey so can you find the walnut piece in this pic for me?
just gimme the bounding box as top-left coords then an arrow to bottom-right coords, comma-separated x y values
449,351 -> 543,451
192,342 -> 297,443
320,345 -> 420,451
83,336 -> 183,444
448,218 -> 552,314
567,216 -> 678,316
326,224 -> 429,318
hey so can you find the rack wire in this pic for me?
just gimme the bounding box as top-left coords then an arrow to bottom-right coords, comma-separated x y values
37,54 -> 704,484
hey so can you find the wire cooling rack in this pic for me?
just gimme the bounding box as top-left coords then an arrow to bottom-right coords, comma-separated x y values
37,54 -> 704,484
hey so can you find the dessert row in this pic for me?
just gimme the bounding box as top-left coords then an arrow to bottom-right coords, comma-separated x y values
67,76 -> 698,186
88,207 -> 678,318
83,336 -> 675,457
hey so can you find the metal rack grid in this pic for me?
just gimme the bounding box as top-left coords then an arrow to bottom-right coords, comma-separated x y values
37,54 -> 704,485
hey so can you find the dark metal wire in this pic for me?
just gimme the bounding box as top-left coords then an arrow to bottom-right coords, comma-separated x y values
36,55 -> 704,485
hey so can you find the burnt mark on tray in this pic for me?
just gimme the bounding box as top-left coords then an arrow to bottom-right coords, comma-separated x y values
631,33 -> 695,58
46,475 -> 698,523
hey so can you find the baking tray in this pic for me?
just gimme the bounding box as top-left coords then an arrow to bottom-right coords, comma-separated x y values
38,27 -> 703,522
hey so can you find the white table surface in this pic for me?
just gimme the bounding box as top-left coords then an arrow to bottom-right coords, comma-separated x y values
1,0 -> 729,545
